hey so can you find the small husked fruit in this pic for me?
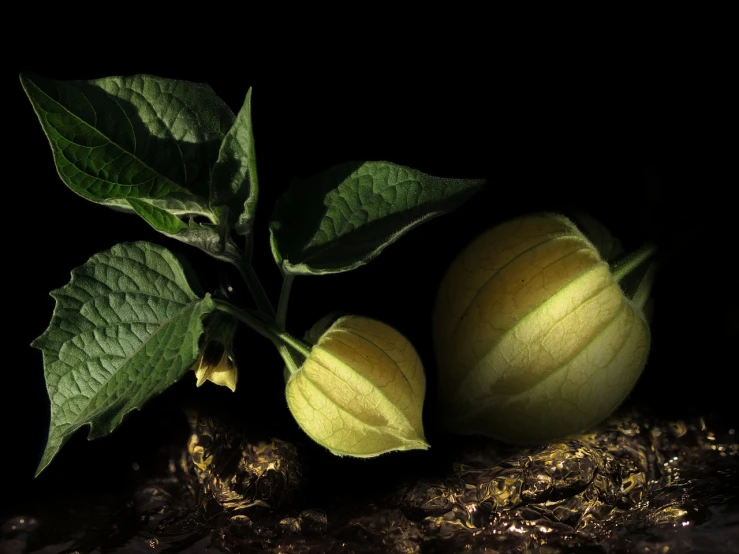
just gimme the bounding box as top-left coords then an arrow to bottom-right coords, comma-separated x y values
286,315 -> 429,456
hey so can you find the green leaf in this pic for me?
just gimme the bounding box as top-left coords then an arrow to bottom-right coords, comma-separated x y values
127,198 -> 187,234
269,161 -> 486,275
20,72 -> 234,231
211,88 -> 259,236
32,242 -> 216,476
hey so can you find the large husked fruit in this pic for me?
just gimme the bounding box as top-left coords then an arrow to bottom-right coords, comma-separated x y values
433,214 -> 650,443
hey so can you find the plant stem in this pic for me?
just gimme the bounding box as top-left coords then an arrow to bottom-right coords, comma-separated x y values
244,234 -> 255,264
276,274 -> 295,331
281,347 -> 300,376
214,299 -> 312,371
631,263 -> 656,311
611,243 -> 657,283
231,254 -> 298,374
205,239 -> 273,318
234,261 -> 276,318
276,332 -> 311,358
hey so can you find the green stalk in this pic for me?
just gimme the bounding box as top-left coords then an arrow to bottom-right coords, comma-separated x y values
631,264 -> 656,312
234,261 -> 302,373
611,243 -> 657,283
238,261 -> 276,318
214,299 -> 311,375
219,234 -> 275,319
279,346 -> 300,376
276,274 -> 295,331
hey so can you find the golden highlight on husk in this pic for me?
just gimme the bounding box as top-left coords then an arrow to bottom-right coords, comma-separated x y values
433,214 -> 650,443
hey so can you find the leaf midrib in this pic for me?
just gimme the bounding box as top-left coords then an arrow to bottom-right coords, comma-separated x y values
58,299 -> 202,431
26,76 -> 197,199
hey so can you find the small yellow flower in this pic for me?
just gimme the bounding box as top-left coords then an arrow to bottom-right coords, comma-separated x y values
192,341 -> 238,392
191,313 -> 238,392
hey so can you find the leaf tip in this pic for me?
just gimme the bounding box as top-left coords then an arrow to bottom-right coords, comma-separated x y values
19,71 -> 36,99
35,439 -> 60,478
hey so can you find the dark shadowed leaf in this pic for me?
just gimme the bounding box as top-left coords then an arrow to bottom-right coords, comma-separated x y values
20,72 -> 235,247
269,161 -> 485,275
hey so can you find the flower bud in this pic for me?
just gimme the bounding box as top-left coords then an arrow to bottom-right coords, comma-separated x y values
433,214 -> 650,443
191,312 -> 239,392
286,316 -> 429,457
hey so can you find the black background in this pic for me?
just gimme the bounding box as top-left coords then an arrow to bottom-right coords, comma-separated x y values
6,43 -> 733,513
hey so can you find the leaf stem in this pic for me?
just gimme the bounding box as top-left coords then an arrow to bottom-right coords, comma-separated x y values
631,264 -> 656,311
220,238 -> 275,318
611,243 -> 657,283
214,298 -> 312,363
238,261 -> 276,318
276,274 -> 295,331
229,255 -> 303,373
276,332 -> 311,359
281,347 -> 300,376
